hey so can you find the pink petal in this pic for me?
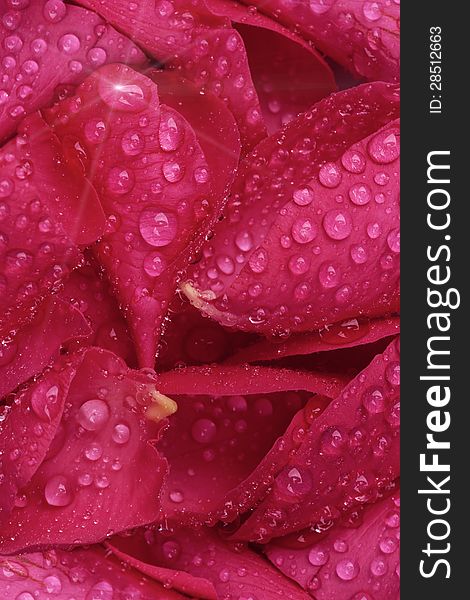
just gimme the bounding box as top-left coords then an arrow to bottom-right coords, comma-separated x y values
0,0 -> 146,143
0,347 -> 171,554
232,337 -> 400,542
109,526 -> 311,600
206,0 -> 337,132
266,491 -> 400,599
58,252 -> 137,366
76,0 -> 267,151
44,64 -> 213,368
237,0 -> 400,82
0,117 -> 85,337
0,546 -> 185,599
182,83 -> 400,335
155,363 -> 336,524
226,315 -> 400,364
0,354 -> 78,523
0,296 -> 90,398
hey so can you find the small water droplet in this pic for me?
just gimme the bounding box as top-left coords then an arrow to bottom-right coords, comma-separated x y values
293,185 -> 314,206
323,209 -> 353,240
44,475 -> 73,507
112,423 -> 130,444
349,183 -> 372,206
291,218 -> 317,244
319,262 -> 340,288
143,251 -> 166,277
121,130 -> 144,155
362,387 -> 386,413
368,128 -> 400,164
139,209 -> 177,247
319,162 -> 342,188
191,418 -> 217,443
336,559 -> 359,580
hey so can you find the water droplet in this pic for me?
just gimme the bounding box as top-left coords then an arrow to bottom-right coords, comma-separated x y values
386,361 -> 400,386
335,285 -> 352,304
254,397 -> 273,416
155,0 -> 174,18
99,78 -> 148,112
191,418 -> 217,443
319,162 -> 342,188
44,475 -> 73,507
84,119 -> 107,144
139,209 -> 177,247
162,160 -> 183,183
15,594 -> 35,600
216,254 -> 235,275
31,37 -> 47,56
319,262 -> 340,289
85,581 -> 113,600
368,128 -> 400,164
379,535 -> 398,554
87,46 -> 107,66
31,384 -> 59,421
308,548 -> 329,566
77,399 -> 110,431
249,248 -> 268,273
43,0 -> 66,22
350,244 -> 368,264
78,472 -> 92,486
362,387 -> 386,413
336,559 -> 359,581
112,423 -> 130,444
276,466 -> 313,498
367,222 -> 382,239
385,511 -> 400,528
194,165 -> 209,184
162,540 -> 180,560
309,0 -> 335,15
293,185 -> 314,206
349,183 -> 372,206
159,115 -> 182,151
235,230 -> 253,251
323,209 -> 352,240
363,1 -> 382,21
320,427 -> 346,455
387,227 -> 400,253
341,150 -> 366,174
107,167 -> 135,195
121,130 -> 144,156
292,218 -> 317,244
370,557 -> 387,576
84,443 -> 102,461
289,254 -> 310,275
143,251 -> 166,277
374,171 -> 390,186
43,574 -> 62,594
57,33 -> 80,54
169,490 -> 184,503
0,177 -> 14,198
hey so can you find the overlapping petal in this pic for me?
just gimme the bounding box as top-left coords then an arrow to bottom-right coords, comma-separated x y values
183,83 -> 400,336
0,347 -> 173,554
232,337 -> 400,542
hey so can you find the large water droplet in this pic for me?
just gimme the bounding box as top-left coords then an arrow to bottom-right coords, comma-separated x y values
293,185 -> 314,206
84,119 -> 107,144
308,548 -> 330,566
143,251 -> 166,277
57,33 -> 80,54
341,150 -> 366,174
289,254 -> 310,275
349,183 -> 372,206
121,130 -> 144,156
292,218 -> 317,244
276,466 -> 313,498
107,167 -> 135,195
319,162 -> 342,188
336,559 -> 359,581
43,0 -> 66,23
249,248 -> 268,273
387,227 -> 400,253
368,128 -> 400,164
323,209 -> 352,240
363,1 -> 383,21
85,581 -> 113,600
159,115 -> 182,151
350,244 -> 368,265
112,423 -> 130,444
319,262 -> 340,289
44,475 -> 73,507
139,208 -> 177,247
77,399 -> 110,431
362,387 -> 386,413
216,254 -> 235,275
235,230 -> 253,251
99,78 -> 149,112
43,574 -> 62,594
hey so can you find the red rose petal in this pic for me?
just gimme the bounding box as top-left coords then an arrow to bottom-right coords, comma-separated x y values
266,491 -> 400,599
0,0 -> 146,144
0,347 -> 170,554
226,315 -> 400,364
76,0 -> 267,151
206,0 -> 336,132
109,526 -> 311,600
0,355 -> 78,523
58,252 -> 137,366
0,296 -> 90,398
0,546 -> 185,599
45,64 -> 213,367
156,366 -> 334,524
182,84 -> 400,336
232,337 -> 400,542
238,0 -> 400,82
0,118 -> 84,338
